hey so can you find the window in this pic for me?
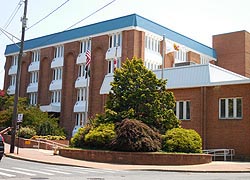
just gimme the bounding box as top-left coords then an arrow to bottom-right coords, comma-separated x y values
145,35 -> 160,53
219,98 -> 242,119
78,64 -> 85,77
107,57 -> 121,73
52,67 -> 63,80
10,75 -> 16,86
51,90 -> 61,103
54,45 -> 64,58
175,101 -> 191,120
32,50 -> 40,62
29,92 -> 38,105
77,87 -> 86,101
109,33 -> 122,48
80,39 -> 91,53
174,49 -> 187,62
75,113 -> 85,126
30,71 -> 39,83
12,55 -> 18,66
200,55 -> 210,64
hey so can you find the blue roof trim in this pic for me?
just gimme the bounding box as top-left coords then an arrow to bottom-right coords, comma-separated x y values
5,14 -> 216,58
134,15 -> 216,58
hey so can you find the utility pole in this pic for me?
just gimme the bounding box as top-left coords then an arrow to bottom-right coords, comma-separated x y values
10,0 -> 28,153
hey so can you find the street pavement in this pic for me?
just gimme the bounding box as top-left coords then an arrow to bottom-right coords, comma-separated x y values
3,143 -> 250,173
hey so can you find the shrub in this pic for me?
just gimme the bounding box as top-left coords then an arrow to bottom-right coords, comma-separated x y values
31,135 -> 66,140
17,127 -> 36,139
36,120 -> 65,136
84,123 -> 115,149
162,128 -> 202,153
111,119 -> 162,152
70,125 -> 92,148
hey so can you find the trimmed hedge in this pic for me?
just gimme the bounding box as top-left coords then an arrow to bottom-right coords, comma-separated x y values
162,128 -> 202,153
84,123 -> 115,149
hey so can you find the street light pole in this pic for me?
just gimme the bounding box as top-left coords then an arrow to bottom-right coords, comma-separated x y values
10,0 -> 28,153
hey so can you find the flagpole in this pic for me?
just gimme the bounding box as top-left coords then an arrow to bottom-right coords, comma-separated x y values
161,34 -> 165,79
84,49 -> 91,125
84,69 -> 89,125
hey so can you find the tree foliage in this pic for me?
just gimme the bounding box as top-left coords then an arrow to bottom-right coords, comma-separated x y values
111,119 -> 162,152
0,95 -> 65,136
105,57 -> 180,133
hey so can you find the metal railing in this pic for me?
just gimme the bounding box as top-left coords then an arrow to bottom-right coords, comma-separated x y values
203,149 -> 235,161
22,138 -> 69,155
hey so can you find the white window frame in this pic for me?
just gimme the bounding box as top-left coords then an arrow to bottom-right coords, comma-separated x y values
145,35 -> 160,53
109,32 -> 122,48
107,57 -> 121,73
78,64 -> 85,77
75,112 -> 85,126
10,75 -> 16,86
77,87 -> 86,101
219,97 -> 242,119
174,49 -> 187,63
80,39 -> 91,53
12,55 -> 18,66
200,55 -> 210,64
30,71 -> 39,83
32,50 -> 40,62
54,45 -> 64,58
52,67 -> 63,80
51,90 -> 61,103
175,101 -> 191,120
29,92 -> 38,105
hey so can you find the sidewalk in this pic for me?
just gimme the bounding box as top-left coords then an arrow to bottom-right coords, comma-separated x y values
4,143 -> 250,173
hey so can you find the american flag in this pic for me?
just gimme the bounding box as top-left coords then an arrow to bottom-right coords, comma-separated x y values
114,57 -> 117,69
85,49 -> 91,78
85,49 -> 91,67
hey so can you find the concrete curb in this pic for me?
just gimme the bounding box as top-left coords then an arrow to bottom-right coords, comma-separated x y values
4,153 -> 250,173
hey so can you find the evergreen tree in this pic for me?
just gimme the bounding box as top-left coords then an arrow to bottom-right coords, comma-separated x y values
105,57 -> 180,133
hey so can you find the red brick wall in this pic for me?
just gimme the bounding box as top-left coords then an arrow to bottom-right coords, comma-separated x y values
171,88 -> 203,137
38,47 -> 54,105
3,56 -> 12,90
88,35 -> 109,117
60,148 -> 212,165
61,41 -> 79,135
213,31 -> 250,77
187,51 -> 200,64
19,52 -> 31,97
206,84 -> 250,160
122,30 -> 144,60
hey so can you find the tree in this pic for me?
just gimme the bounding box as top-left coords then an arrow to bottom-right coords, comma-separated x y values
105,57 -> 180,133
0,95 -> 65,136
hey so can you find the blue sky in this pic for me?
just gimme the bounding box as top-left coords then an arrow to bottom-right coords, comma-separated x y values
1,0 -> 250,89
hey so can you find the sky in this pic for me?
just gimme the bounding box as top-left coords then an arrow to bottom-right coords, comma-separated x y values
1,0 -> 250,89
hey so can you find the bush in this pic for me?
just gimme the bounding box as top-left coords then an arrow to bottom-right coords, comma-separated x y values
111,119 -> 162,152
84,123 -> 115,149
17,127 -> 36,139
31,135 -> 66,140
70,125 -> 92,148
162,128 -> 202,153
36,120 -> 65,136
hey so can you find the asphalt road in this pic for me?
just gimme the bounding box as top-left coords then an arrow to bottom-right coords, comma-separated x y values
0,156 -> 250,180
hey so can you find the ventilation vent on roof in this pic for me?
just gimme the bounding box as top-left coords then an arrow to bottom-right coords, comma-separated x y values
174,61 -> 196,67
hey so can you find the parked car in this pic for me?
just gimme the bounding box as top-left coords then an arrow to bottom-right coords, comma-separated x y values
0,134 -> 4,161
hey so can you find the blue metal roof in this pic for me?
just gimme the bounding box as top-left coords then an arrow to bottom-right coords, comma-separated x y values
5,14 -> 216,58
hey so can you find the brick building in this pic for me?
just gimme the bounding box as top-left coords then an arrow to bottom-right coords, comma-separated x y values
3,14 -> 250,159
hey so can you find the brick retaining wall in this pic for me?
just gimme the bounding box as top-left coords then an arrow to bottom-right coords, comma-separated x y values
59,148 -> 212,165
